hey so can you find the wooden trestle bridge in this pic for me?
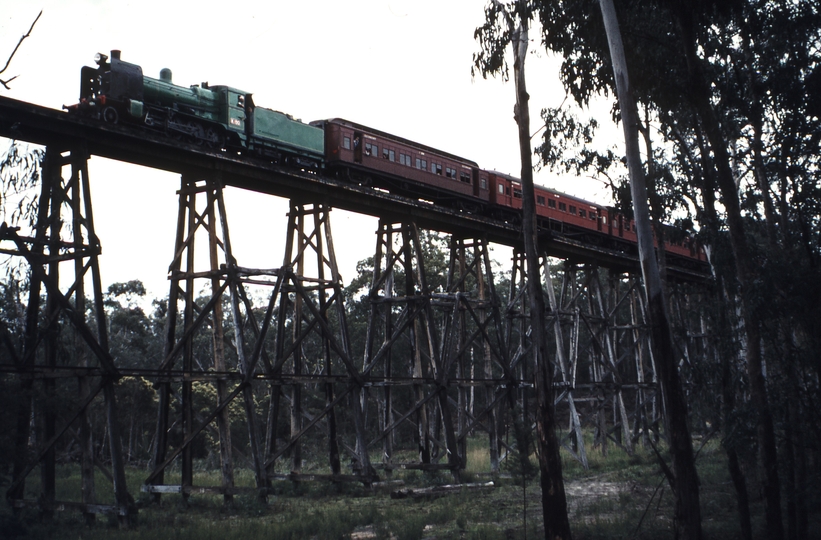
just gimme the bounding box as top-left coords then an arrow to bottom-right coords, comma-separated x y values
0,95 -> 710,524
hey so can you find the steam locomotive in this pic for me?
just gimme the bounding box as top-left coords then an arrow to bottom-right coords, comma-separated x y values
68,50 -> 324,169
67,50 -> 706,267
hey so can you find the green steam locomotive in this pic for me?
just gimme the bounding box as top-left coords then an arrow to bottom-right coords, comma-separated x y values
68,50 -> 324,169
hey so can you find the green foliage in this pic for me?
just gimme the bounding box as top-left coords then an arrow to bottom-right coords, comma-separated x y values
391,513 -> 427,540
0,140 -> 43,228
105,281 -> 158,369
469,523 -> 506,540
536,105 -> 616,181
472,0 -> 535,82
457,513 -> 468,530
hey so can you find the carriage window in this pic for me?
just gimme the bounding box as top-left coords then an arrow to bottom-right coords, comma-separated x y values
548,199 -> 556,208
343,136 -> 351,150
579,209 -> 586,218
569,205 -> 577,215
559,202 -> 567,211
513,188 -> 522,198
480,177 -> 487,189
625,221 -> 631,231
433,163 -> 442,175
365,143 -> 377,156
446,167 -> 456,178
460,172 -> 471,183
537,195 -> 546,206
498,183 -> 505,194
400,153 -> 410,166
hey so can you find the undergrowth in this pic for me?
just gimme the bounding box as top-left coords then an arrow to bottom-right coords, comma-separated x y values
2,434 -> 819,539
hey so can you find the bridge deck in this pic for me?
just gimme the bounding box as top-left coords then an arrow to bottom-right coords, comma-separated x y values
0,95 -> 707,281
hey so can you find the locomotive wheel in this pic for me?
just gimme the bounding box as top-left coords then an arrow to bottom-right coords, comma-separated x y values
102,106 -> 119,124
186,120 -> 205,145
204,127 -> 224,149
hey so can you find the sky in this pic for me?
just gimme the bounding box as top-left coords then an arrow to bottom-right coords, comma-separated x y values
0,0 -> 620,301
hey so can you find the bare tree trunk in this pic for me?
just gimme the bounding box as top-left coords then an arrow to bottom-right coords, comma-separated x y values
511,19 -> 573,540
598,1 -> 703,538
717,283 -> 753,540
667,4 -> 783,538
639,107 -> 668,284
674,123 -> 753,537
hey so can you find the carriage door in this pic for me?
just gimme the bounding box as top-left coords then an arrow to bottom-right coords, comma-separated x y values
354,131 -> 363,164
489,174 -> 499,205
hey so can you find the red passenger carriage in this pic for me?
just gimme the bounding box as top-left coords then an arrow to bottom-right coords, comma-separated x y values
314,118 -> 488,206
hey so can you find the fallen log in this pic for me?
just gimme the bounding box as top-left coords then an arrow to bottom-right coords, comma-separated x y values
390,481 -> 494,499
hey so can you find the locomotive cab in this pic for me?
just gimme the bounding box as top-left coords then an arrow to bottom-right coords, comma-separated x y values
207,86 -> 250,139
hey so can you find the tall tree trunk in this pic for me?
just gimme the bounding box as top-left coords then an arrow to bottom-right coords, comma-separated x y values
672,120 -> 754,538
668,3 -> 784,538
639,106 -> 669,285
697,126 -> 754,539
598,1 -> 703,538
511,18 -> 573,540
718,283 -> 753,540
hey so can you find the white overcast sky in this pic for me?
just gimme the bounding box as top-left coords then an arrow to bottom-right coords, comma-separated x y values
0,0 -> 620,300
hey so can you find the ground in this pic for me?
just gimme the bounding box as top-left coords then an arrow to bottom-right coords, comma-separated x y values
1,437 -> 818,539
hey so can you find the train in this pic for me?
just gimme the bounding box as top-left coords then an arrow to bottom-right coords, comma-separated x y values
66,50 -> 706,268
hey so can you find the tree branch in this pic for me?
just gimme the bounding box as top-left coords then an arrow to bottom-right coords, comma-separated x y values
0,10 -> 42,90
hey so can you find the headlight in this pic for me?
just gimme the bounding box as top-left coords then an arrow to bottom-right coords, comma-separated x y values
94,52 -> 108,65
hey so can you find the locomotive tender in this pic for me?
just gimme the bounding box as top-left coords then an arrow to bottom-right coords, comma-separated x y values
67,50 -> 705,267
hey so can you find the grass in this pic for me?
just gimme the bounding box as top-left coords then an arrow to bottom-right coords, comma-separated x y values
2,434 -> 819,539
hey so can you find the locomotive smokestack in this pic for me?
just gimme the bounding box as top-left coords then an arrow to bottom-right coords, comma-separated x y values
111,50 -> 121,60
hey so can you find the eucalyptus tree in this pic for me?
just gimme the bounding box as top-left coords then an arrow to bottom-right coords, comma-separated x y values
477,1 -> 821,538
597,1 -> 703,537
475,1 -> 707,537
474,3 -> 573,537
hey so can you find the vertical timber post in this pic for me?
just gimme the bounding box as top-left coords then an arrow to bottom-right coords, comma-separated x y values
206,182 -> 235,504
42,147 -> 61,518
149,174 -> 267,501
272,202 -> 372,483
70,153 -> 96,524
3,147 -> 135,524
544,259 -> 588,470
